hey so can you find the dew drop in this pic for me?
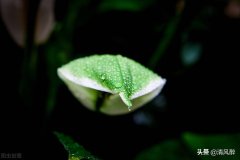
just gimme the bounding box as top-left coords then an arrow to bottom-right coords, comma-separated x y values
128,107 -> 132,111
100,74 -> 106,80
115,82 -> 122,88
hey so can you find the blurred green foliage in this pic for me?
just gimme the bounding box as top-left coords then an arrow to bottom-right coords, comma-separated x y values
99,0 -> 155,12
135,139 -> 193,160
55,132 -> 99,160
55,131 -> 240,160
1,0 -> 240,159
136,133 -> 240,160
183,132 -> 240,160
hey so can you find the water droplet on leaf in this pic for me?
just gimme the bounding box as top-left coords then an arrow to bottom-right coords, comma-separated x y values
115,82 -> 122,88
100,74 -> 106,80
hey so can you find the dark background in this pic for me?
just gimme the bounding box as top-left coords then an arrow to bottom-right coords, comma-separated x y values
0,0 -> 239,159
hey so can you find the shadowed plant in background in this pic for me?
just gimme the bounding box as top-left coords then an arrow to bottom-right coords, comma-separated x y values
0,0 -> 240,159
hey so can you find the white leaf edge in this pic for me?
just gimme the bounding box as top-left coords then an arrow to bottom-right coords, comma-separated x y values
58,68 -> 113,93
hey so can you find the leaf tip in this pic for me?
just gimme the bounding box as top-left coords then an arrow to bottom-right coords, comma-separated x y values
119,92 -> 132,109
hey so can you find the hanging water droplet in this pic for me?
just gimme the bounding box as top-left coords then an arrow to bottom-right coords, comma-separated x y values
128,106 -> 132,111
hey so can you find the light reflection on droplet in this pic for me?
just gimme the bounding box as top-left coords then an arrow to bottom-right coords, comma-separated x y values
115,82 -> 122,88
100,74 -> 106,80
128,107 -> 132,111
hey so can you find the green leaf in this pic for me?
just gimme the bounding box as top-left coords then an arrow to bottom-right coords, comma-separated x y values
99,0 -> 155,12
135,133 -> 240,160
149,14 -> 181,69
57,54 -> 166,115
135,139 -> 193,160
54,132 -> 99,160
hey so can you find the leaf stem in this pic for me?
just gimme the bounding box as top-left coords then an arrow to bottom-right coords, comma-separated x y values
149,13 -> 182,69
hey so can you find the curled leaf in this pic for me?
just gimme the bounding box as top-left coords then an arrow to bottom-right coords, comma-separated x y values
57,54 -> 166,115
